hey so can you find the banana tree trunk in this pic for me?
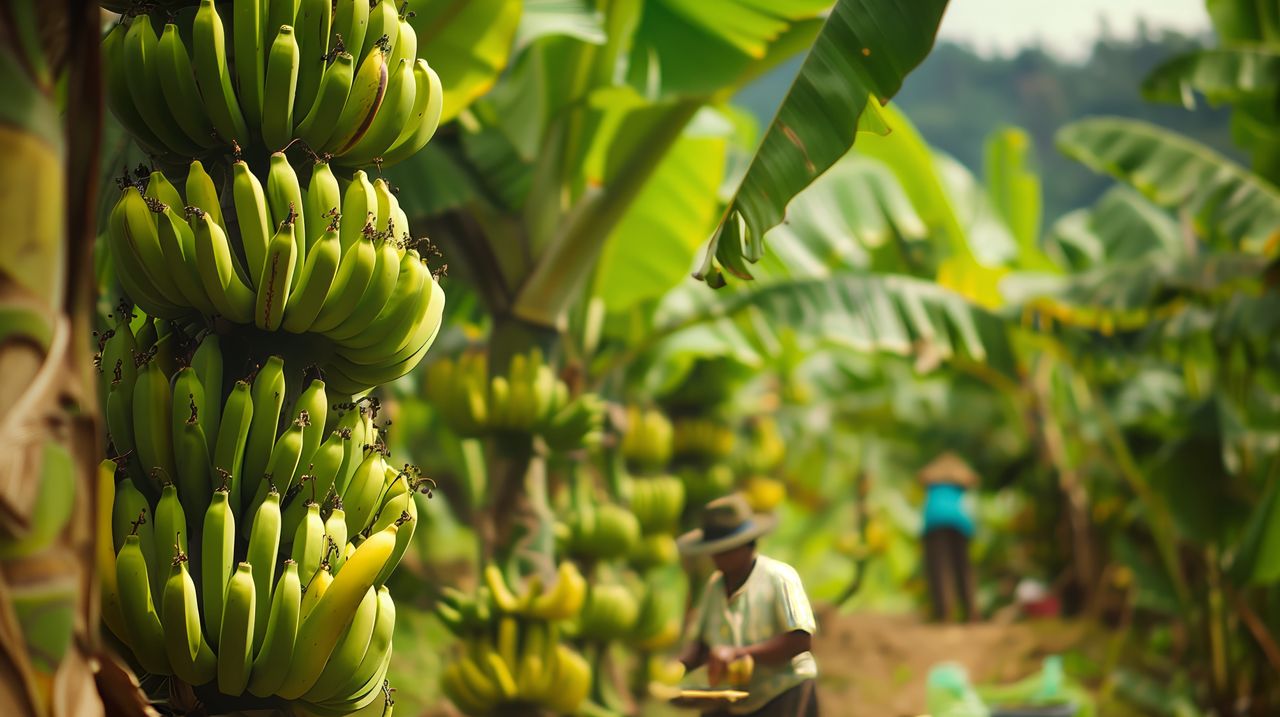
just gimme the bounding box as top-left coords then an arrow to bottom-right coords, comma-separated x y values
0,2 -> 147,715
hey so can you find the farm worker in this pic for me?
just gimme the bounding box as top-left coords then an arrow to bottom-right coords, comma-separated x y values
919,452 -> 979,623
672,493 -> 819,717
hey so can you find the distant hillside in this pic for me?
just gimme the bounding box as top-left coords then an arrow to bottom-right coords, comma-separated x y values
734,29 -> 1240,225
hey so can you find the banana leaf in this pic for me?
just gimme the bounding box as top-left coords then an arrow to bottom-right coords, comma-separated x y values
1056,117 -> 1280,258
697,0 -> 950,286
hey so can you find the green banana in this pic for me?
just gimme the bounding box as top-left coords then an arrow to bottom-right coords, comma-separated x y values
175,404 -> 213,526
342,449 -> 386,537
218,562 -> 257,696
102,23 -> 166,153
193,0 -> 249,144
132,357 -> 177,492
248,559 -> 302,696
246,489 -> 282,652
276,524 -> 398,698
232,159 -> 272,288
291,501 -> 327,586
300,563 -> 334,622
282,222 -> 341,334
123,15 -> 202,156
233,0 -> 266,128
242,354 -> 285,508
334,250 -> 426,354
295,51 -> 355,149
378,59 -> 443,167
143,170 -> 183,216
117,533 -> 173,676
324,500 -> 349,573
153,203 -> 218,318
327,43 -> 388,154
161,553 -> 217,685
293,0 -> 331,124
186,159 -> 225,229
171,366 -> 206,456
339,170 -> 377,251
152,483 -> 188,593
308,220 -> 377,333
361,0 -> 398,64
330,0 -> 369,78
265,151 -> 306,282
266,0 -> 300,38
325,233 -> 400,341
192,209 -> 255,324
290,379 -> 329,486
121,187 -> 188,308
202,487 -> 236,648
338,57 -> 414,165
304,161 -> 342,249
262,24 -> 301,150
190,333 -> 224,450
373,496 -> 415,587
255,205 -> 299,331
281,427 -> 346,539
387,11 -> 416,72
214,380 -> 254,512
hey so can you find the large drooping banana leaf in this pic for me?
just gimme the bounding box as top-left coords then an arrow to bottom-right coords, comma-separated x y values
515,0 -> 607,52
1207,0 -> 1280,43
412,0 -> 523,123
1057,117 -> 1280,258
1143,47 -> 1280,108
650,274 -> 1017,379
696,0 -> 950,286
985,127 -> 1055,271
1046,186 -> 1183,269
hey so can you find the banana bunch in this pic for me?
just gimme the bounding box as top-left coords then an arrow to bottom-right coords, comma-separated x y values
570,583 -> 639,643
627,476 -> 685,536
562,501 -> 640,562
671,417 -> 736,463
103,0 -> 442,166
424,349 -> 604,449
740,416 -> 785,475
104,492 -> 405,712
680,463 -> 736,510
630,579 -> 682,652
99,341 -> 429,704
435,564 -> 591,716
104,159 -> 446,394
628,533 -> 679,572
422,351 -> 488,436
620,405 -> 673,472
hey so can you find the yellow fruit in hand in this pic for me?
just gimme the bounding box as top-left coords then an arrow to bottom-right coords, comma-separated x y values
864,520 -> 889,553
727,655 -> 754,687
650,657 -> 685,686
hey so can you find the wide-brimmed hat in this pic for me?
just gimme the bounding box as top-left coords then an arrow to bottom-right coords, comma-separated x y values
677,493 -> 776,556
918,451 -> 978,488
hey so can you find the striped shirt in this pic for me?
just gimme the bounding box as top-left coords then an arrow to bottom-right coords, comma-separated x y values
687,554 -> 818,714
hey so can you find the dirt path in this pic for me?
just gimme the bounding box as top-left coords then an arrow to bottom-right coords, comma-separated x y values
811,609 -> 1090,716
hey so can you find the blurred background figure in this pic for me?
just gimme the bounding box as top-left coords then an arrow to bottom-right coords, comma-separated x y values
920,453 -> 979,623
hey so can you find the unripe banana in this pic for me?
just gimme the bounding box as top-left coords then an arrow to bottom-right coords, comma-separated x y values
152,483 -> 188,593
186,159 -> 225,228
246,488 -> 282,652
193,0 -> 249,144
262,24 -> 301,150
232,160 -> 272,288
327,43 -> 388,154
133,358 -> 177,494
255,207 -> 299,331
144,170 -> 184,216
192,209 -> 255,324
98,462 -> 130,643
305,161 -> 342,249
276,524 -> 398,698
291,501 -> 327,586
233,0 -> 266,128
281,427 -> 346,538
296,51 -> 355,149
293,0 -> 331,122
290,379 -> 328,483
248,560 -> 302,696
321,585 -> 395,704
161,553 -> 217,686
190,333 -> 223,445
327,233 -> 400,341
337,57 -> 414,164
266,152 -> 306,282
309,220 -> 377,333
373,495 -> 415,586
300,563 -> 333,621
330,0 -> 369,78
202,487 -> 235,647
156,22 -> 218,148
218,562 -> 257,696
324,501 -> 349,573
214,380 -> 254,512
282,223 -> 342,334
242,355 -> 285,508
342,449 -> 386,537
117,534 -> 172,675
175,406 -> 213,528
123,16 -> 202,156
303,586 -> 378,702
378,59 -> 444,167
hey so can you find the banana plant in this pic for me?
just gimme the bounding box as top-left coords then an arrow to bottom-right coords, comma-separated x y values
0,1 -> 155,715
393,0 -> 954,565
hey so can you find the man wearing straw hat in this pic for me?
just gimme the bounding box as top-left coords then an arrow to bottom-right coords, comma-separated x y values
672,493 -> 819,716
918,452 -> 979,623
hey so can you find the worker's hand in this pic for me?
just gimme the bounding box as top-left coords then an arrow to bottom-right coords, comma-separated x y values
707,645 -> 740,686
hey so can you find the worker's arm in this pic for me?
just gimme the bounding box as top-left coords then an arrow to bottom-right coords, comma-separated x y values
711,629 -> 811,670
677,640 -> 710,671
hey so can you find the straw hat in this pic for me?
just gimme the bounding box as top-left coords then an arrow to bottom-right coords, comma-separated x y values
917,452 -> 978,488
676,493 -> 776,556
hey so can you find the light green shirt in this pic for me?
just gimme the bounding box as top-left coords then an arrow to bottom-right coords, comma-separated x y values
688,554 -> 818,714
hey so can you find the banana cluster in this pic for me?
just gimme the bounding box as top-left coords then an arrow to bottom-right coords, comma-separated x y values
680,463 -> 737,510
568,582 -> 638,643
104,0 -> 441,166
435,563 -> 591,716
424,350 -> 605,450
560,500 -> 640,562
628,476 -> 685,536
98,335 -> 427,708
620,405 -> 673,472
740,476 -> 787,513
105,158 -> 445,395
672,417 -> 736,462
104,451 -> 406,713
740,416 -> 786,475
631,579 -> 683,652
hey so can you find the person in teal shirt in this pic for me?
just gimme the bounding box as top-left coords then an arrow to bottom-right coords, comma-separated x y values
919,452 -> 978,622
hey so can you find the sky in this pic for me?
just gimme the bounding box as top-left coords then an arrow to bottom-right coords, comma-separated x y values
936,0 -> 1213,61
